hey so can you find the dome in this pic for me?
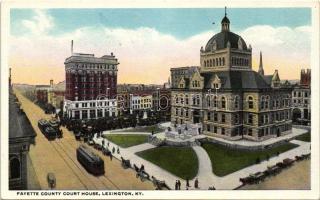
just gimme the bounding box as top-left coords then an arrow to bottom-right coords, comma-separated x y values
221,16 -> 230,24
204,31 -> 247,52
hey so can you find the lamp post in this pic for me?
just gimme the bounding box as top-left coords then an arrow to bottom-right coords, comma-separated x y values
157,88 -> 160,111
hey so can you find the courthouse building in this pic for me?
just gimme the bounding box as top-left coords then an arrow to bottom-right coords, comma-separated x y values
170,10 -> 293,141
292,69 -> 311,125
64,44 -> 119,119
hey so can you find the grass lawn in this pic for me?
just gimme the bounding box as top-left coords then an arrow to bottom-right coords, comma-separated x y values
201,142 -> 299,177
122,125 -> 165,134
103,134 -> 148,148
295,132 -> 311,142
136,146 -> 198,180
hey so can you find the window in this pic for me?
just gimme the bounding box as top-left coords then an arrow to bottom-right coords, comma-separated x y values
248,129 -> 253,136
10,157 -> 20,179
186,110 -> 189,117
248,113 -> 253,124
207,112 -> 211,120
207,124 -> 211,131
175,96 -> 178,104
221,128 -> 225,135
222,57 -> 225,66
185,96 -> 189,105
248,96 -> 254,109
207,96 -> 211,107
180,96 -> 184,105
221,97 -> 226,109
234,114 -> 239,124
214,113 -> 218,121
214,126 -> 217,133
234,96 -> 239,109
260,96 -> 265,109
221,114 -> 226,123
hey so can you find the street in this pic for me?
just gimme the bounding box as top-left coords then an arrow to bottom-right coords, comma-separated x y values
15,89 -> 154,190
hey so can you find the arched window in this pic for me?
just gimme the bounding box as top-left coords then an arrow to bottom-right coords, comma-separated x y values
222,57 -> 225,66
196,95 -> 200,105
216,58 -> 219,66
207,95 -> 211,107
219,58 -> 222,66
185,95 -> 189,105
221,97 -> 226,109
265,96 -> 269,109
213,96 -> 217,108
213,59 -> 215,67
192,96 -> 196,105
10,157 -> 20,179
248,96 -> 254,109
204,60 -> 207,67
175,95 -> 179,104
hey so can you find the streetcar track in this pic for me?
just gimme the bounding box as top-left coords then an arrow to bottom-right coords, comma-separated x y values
49,141 -> 92,190
63,137 -> 120,189
15,92 -> 91,190
55,139 -> 110,189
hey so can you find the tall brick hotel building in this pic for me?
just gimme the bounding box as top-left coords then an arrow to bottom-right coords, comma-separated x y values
64,41 -> 119,119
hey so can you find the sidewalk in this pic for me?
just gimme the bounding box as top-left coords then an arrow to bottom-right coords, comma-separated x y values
93,134 -> 310,190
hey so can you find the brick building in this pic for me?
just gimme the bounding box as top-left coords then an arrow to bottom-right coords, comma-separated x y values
63,44 -> 119,119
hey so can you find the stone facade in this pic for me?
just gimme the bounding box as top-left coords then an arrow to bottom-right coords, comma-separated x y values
170,11 -> 292,141
292,69 -> 311,125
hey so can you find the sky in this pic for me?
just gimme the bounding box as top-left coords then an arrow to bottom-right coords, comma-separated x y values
9,8 -> 311,85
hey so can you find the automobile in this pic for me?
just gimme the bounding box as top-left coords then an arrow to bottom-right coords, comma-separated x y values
87,140 -> 95,146
75,132 -> 81,141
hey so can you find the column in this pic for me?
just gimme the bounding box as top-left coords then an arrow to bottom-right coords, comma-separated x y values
80,110 -> 83,119
87,109 -> 91,119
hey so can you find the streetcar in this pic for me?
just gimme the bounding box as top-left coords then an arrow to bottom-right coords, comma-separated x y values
76,145 -> 105,175
38,119 -> 60,140
48,119 -> 63,138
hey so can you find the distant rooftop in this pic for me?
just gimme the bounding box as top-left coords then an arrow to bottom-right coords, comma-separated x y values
65,52 -> 118,64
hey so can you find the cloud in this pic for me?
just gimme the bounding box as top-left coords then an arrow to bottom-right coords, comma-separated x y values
10,11 -> 311,84
21,9 -> 54,35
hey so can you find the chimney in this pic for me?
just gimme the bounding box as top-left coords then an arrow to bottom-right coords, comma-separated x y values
50,79 -> 54,88
71,40 -> 73,55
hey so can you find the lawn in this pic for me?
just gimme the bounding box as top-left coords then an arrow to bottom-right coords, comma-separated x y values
103,134 -> 148,148
201,142 -> 299,177
122,125 -> 165,134
136,146 -> 199,180
295,132 -> 311,142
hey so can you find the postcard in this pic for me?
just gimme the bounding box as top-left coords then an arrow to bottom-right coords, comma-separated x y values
1,0 -> 319,199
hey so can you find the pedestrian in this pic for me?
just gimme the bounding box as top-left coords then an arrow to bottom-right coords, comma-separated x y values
177,180 -> 181,190
117,147 -> 120,154
109,153 -> 113,161
140,164 -> 145,172
112,147 -> 115,154
107,142 -> 109,147
186,178 -> 190,187
102,139 -> 105,147
194,178 -> 199,189
175,180 -> 178,190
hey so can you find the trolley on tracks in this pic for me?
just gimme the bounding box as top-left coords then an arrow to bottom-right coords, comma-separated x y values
76,145 -> 105,176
